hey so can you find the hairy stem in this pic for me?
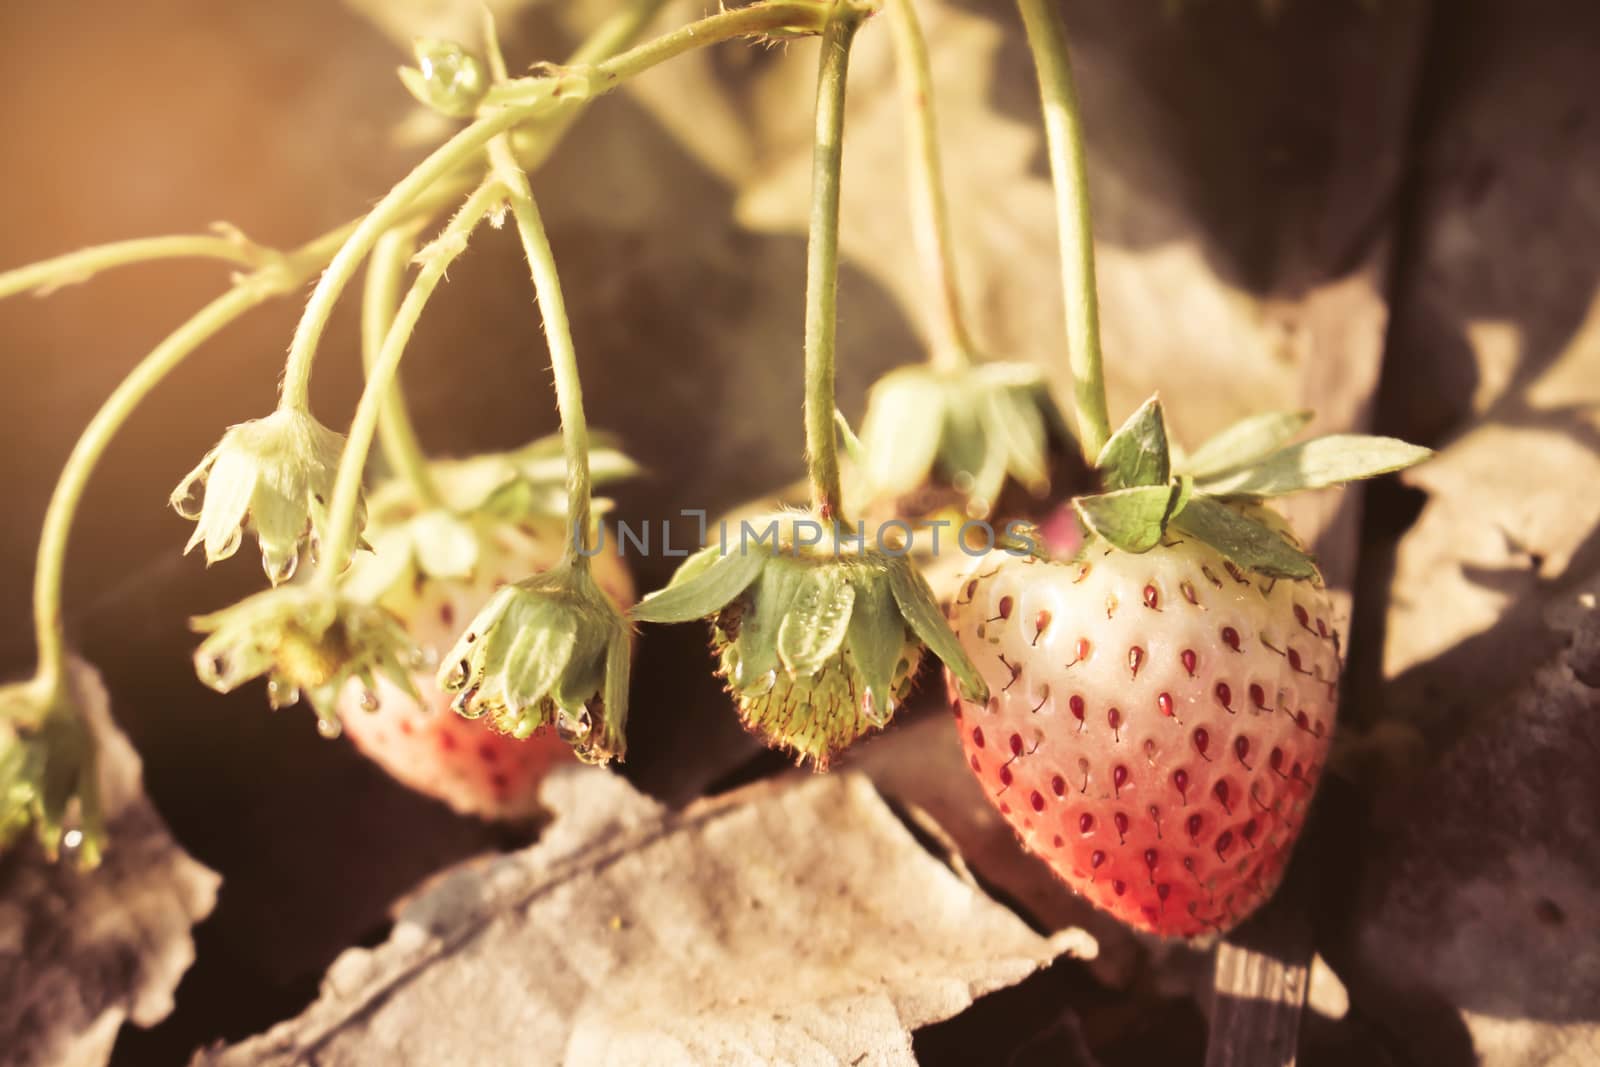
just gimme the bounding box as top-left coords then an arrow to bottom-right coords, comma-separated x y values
489,140 -> 594,568
1017,0 -> 1109,461
803,11 -> 863,523
0,233 -> 272,302
885,0 -> 975,371
361,225 -> 443,507
320,183 -> 503,577
27,226 -> 353,694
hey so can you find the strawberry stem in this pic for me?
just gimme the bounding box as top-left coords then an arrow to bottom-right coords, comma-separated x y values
885,0 -> 975,373
361,224 -> 445,509
0,233 -> 267,301
489,137 -> 597,570
26,225 -> 355,698
803,8 -> 864,524
320,182 -> 502,577
1016,0 -> 1110,462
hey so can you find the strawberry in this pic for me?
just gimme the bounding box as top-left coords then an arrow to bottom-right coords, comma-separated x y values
948,539 -> 1339,937
331,444 -> 638,818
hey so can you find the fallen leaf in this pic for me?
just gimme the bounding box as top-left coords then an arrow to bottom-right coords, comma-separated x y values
199,767 -> 1093,1066
0,659 -> 219,1067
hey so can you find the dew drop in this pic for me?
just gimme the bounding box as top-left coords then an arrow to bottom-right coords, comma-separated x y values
316,717 -> 342,739
264,549 -> 299,585
266,679 -> 300,710
360,688 -> 381,713
557,707 -> 593,745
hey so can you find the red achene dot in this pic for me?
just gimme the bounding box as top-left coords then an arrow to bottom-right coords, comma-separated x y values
1186,814 -> 1203,839
1194,727 -> 1211,757
1090,850 -> 1106,869
1112,765 -> 1128,793
969,754 -> 981,773
971,726 -> 985,748
1112,880 -> 1127,896
1289,648 -> 1305,672
1222,626 -> 1241,651
1051,774 -> 1067,796
1216,830 -> 1235,858
1181,649 -> 1198,676
1069,695 -> 1086,722
999,765 -> 1013,787
1075,637 -> 1092,662
1009,733 -> 1024,757
1250,683 -> 1268,709
1216,682 -> 1233,710
1129,646 -> 1145,677
998,595 -> 1014,619
1213,780 -> 1232,812
1108,707 -> 1123,734
1079,813 -> 1095,834
1158,692 -> 1175,717
1144,848 -> 1159,870
1114,812 -> 1130,840
1234,736 -> 1252,765
1030,791 -> 1045,812
1173,769 -> 1189,798
1157,883 -> 1171,901
1143,584 -> 1159,609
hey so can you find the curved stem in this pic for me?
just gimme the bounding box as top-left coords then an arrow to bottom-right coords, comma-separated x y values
281,0 -> 834,418
361,226 -> 443,507
32,285 -> 269,693
27,224 -> 357,695
489,140 -> 594,568
1017,0 -> 1109,461
0,234 -> 268,302
885,0 -> 975,372
803,11 -> 862,523
320,183 -> 502,577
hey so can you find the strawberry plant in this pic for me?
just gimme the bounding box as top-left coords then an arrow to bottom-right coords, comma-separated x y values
0,0 -> 1429,954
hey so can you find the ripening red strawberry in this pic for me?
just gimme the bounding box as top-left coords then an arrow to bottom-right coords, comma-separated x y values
947,538 -> 1339,938
337,521 -> 634,819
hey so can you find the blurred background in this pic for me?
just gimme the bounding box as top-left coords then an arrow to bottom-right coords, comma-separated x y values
2,0 -> 1597,1063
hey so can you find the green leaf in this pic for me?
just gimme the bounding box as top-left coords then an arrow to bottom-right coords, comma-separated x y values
1173,496 -> 1319,579
1072,483 -> 1181,553
1184,410 -> 1313,479
1097,395 -> 1171,490
776,570 -> 857,677
844,578 -> 906,724
1196,435 -> 1431,497
886,557 -> 987,703
629,547 -> 767,623
598,630 -> 631,762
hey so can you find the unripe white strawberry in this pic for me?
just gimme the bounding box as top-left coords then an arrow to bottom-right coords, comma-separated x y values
947,538 -> 1339,938
337,520 -> 633,819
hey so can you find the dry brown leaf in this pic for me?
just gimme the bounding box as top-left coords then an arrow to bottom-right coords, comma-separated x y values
0,660 -> 219,1067
199,768 -> 1093,1066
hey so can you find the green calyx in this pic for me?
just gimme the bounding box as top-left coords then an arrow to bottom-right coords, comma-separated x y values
191,585 -> 421,729
436,560 -> 631,764
170,407 -> 356,586
1069,395 -> 1433,578
856,362 -> 1061,518
398,39 -> 490,118
0,676 -> 102,868
630,512 -> 988,767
